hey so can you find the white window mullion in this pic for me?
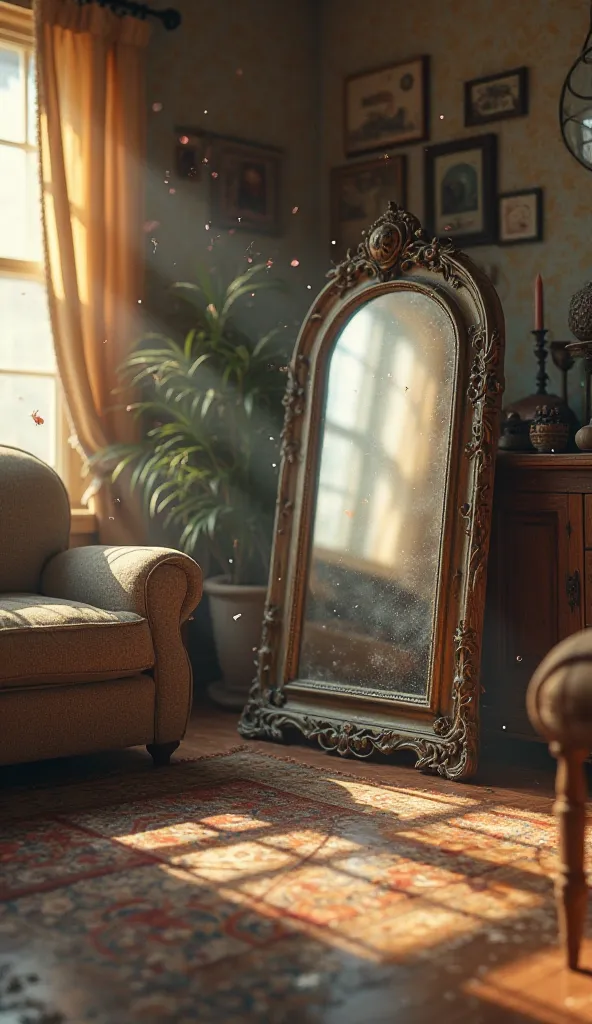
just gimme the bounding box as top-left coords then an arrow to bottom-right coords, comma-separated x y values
0,18 -> 62,479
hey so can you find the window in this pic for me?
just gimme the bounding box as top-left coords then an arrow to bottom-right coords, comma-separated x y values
0,5 -> 62,472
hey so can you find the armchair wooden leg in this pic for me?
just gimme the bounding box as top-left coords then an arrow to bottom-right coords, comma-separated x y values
146,741 -> 180,767
552,743 -> 588,970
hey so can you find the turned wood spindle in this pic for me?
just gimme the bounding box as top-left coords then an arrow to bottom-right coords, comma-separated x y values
551,743 -> 588,969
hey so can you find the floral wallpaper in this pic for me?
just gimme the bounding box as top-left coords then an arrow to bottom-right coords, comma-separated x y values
146,0 -> 591,416
320,0 -> 592,413
144,0 -> 323,343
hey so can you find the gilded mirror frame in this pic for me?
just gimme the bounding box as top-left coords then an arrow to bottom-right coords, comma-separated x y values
239,203 -> 505,780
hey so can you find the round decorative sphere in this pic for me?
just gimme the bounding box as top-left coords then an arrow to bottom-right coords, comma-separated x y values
568,281 -> 592,342
368,224 -> 402,270
576,420 -> 592,452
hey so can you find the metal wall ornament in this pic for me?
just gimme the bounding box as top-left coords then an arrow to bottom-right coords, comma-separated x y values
238,203 -> 506,781
560,2 -> 592,172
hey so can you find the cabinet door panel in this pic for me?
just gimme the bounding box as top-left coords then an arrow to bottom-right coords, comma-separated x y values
482,492 -> 583,739
585,551 -> 592,626
585,494 -> 592,549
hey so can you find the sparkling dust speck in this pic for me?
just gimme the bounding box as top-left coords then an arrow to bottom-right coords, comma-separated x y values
292,206 -> 299,214
179,135 -> 189,145
233,613 -> 242,620
290,259 -> 300,267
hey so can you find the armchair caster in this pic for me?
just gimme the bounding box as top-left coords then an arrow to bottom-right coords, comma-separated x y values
146,741 -> 180,767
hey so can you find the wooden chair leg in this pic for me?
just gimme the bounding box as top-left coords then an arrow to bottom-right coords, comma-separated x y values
552,744 -> 588,969
146,741 -> 180,767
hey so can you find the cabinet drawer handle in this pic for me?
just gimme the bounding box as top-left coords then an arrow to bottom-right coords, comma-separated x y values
566,570 -> 581,612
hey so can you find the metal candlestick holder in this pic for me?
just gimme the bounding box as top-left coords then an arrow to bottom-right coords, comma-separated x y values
499,328 -> 577,451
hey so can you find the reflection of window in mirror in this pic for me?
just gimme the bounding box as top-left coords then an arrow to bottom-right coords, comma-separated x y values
315,295 -> 446,600
302,292 -> 457,696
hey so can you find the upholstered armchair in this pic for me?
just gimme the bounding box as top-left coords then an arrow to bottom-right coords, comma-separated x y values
0,445 -> 202,768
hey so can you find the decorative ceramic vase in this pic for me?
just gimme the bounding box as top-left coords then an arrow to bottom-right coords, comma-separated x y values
568,281 -> 592,342
575,419 -> 592,451
529,405 -> 569,453
204,575 -> 267,710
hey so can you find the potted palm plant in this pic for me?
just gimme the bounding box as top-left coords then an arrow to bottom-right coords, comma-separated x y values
94,264 -> 289,708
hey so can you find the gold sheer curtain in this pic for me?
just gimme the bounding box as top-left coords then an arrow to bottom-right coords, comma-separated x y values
34,0 -> 149,543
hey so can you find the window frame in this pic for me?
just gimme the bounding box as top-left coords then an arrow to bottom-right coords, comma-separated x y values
0,0 -> 85,506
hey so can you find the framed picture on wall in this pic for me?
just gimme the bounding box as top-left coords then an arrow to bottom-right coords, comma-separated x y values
344,56 -> 430,156
498,188 -> 543,245
424,134 -> 497,248
464,67 -> 528,127
209,138 -> 282,235
330,156 -> 407,259
175,132 -> 202,180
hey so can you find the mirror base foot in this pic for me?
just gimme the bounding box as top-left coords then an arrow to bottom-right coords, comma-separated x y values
238,699 -> 477,781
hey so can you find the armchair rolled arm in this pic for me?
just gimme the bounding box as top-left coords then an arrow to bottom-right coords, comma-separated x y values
41,545 -> 202,625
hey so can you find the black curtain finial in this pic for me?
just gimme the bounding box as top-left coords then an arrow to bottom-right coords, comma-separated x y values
75,0 -> 181,30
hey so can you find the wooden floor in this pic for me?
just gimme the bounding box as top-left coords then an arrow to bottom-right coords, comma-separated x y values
0,696 -> 563,799
4,701 -> 592,1023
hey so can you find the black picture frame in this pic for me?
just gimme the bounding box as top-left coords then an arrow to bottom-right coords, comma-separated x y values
174,126 -> 283,235
464,67 -> 529,127
175,132 -> 202,181
498,188 -> 543,246
344,55 -> 430,157
424,134 -> 497,248
209,137 -> 283,236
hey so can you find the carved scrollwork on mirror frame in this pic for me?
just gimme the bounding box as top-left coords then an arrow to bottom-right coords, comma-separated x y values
239,203 -> 505,781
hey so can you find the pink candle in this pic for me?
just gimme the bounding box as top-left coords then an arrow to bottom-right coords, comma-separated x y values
534,274 -> 544,331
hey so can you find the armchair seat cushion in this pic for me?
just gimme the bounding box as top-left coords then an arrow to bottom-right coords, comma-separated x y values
0,593 -> 155,688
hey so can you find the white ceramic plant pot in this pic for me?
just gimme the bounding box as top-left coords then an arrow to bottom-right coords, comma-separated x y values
204,575 -> 267,710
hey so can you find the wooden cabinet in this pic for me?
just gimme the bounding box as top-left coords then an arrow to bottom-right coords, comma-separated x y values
482,454 -> 591,741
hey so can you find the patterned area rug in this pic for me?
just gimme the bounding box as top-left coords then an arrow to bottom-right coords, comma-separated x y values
0,749 -> 585,1023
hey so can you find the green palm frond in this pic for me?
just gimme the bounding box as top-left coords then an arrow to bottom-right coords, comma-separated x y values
94,263 -> 292,584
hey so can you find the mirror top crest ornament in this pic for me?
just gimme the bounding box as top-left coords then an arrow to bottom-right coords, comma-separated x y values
328,201 -> 463,294
239,202 -> 505,781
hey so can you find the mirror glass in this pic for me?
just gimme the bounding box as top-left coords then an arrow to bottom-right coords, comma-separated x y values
299,290 -> 457,700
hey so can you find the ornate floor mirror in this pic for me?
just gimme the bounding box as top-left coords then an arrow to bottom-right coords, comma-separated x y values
239,204 -> 505,780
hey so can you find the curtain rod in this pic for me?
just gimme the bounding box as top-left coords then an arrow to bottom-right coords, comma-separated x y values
75,0 -> 181,30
